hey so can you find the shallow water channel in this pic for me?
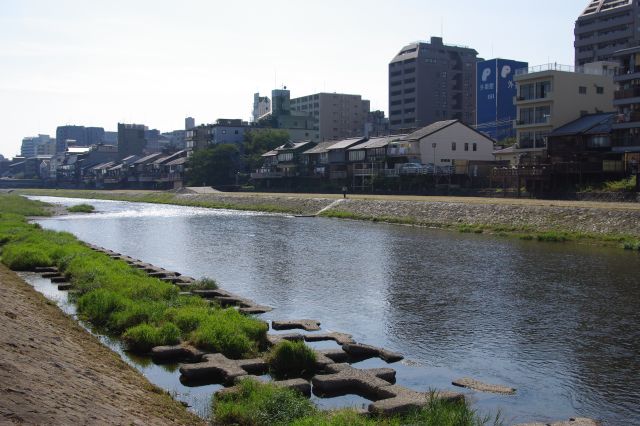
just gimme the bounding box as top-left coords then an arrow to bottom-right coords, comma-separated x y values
26,195 -> 640,424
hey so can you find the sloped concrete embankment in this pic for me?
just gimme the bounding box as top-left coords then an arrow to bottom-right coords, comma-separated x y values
321,199 -> 640,238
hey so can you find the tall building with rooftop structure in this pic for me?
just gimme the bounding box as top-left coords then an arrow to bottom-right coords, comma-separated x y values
611,46 -> 640,172
290,92 -> 370,141
574,0 -> 639,66
512,62 -> 616,163
388,36 -> 479,132
252,93 -> 271,122
117,123 -> 147,159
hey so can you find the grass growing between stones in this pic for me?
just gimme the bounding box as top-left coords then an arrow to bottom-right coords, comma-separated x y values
67,203 -> 95,213
266,340 -> 317,379
212,379 -> 501,426
0,193 -> 268,358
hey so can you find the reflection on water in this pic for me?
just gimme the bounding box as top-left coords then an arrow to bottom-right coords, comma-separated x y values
30,196 -> 640,424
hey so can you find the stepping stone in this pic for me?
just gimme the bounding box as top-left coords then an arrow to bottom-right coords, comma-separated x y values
217,377 -> 311,398
215,295 -> 253,308
272,319 -> 321,332
267,333 -> 304,346
179,353 -> 267,385
173,282 -> 195,291
50,276 -> 67,283
342,343 -> 403,363
239,304 -> 273,315
34,266 -> 58,273
41,272 -> 60,278
57,283 -> 73,291
313,351 -> 336,369
151,344 -> 206,363
369,386 -> 464,416
191,289 -> 234,298
317,348 -> 349,363
312,363 -> 396,398
452,377 -> 516,395
514,418 -> 600,426
304,332 -> 354,346
148,271 -> 174,278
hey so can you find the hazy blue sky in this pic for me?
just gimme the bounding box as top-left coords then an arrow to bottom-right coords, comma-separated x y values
1,0 -> 587,157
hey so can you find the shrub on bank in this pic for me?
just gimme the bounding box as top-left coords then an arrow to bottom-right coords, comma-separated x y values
212,380 -> 501,426
213,379 -> 316,426
191,277 -> 219,290
123,322 -> 181,352
67,203 -> 95,213
266,340 -> 316,379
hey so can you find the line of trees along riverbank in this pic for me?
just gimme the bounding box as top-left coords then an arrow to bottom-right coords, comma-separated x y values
0,194 -> 499,425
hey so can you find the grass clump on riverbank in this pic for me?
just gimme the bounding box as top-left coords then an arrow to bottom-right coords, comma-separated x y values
212,379 -> 500,426
67,203 -> 95,213
0,194 -> 268,358
266,340 -> 316,379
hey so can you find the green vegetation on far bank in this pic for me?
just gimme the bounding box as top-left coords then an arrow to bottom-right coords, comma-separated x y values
67,203 -> 95,213
213,379 -> 501,426
0,193 -> 268,358
17,189 -> 301,215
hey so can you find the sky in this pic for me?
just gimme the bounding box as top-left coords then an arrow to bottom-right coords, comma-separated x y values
0,0 -> 588,158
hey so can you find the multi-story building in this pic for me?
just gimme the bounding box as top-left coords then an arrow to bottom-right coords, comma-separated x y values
21,135 -> 55,157
513,62 -> 616,163
365,110 -> 390,137
185,117 -> 195,130
252,93 -> 271,122
185,119 -> 249,151
256,88 -> 320,142
388,36 -> 478,132
117,123 -> 147,159
611,46 -> 640,171
574,0 -> 638,67
56,125 -> 106,152
289,92 -> 370,141
476,58 -> 528,141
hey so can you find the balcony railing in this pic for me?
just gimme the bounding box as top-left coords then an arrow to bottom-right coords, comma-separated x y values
250,171 -> 284,179
615,111 -> 640,124
614,87 -> 640,100
329,171 -> 347,180
387,147 -> 419,156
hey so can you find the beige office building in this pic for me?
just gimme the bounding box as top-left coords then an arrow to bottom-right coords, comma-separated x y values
290,93 -> 370,141
513,62 -> 616,162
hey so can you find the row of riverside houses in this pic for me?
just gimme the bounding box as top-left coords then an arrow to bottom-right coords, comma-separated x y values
250,120 -> 496,190
4,143 -> 188,190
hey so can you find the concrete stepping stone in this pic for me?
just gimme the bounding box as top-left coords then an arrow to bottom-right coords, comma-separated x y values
217,377 -> 312,398
147,271 -> 174,278
312,363 -> 396,398
313,351 -> 336,369
267,333 -> 304,346
151,344 -> 206,363
316,348 -> 349,363
272,319 -> 321,332
342,343 -> 403,363
50,276 -> 68,283
34,266 -> 58,273
191,288 -> 233,298
369,386 -> 464,416
41,272 -> 60,278
239,305 -> 273,315
57,283 -> 73,291
514,418 -> 600,426
179,353 -> 267,385
452,377 -> 516,395
303,332 -> 354,346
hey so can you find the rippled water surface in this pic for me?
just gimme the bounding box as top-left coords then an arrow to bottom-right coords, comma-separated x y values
30,196 -> 640,424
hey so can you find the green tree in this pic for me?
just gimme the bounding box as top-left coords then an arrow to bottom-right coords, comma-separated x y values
243,129 -> 289,172
186,144 -> 240,186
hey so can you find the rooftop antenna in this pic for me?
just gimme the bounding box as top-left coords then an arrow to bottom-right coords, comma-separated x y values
441,17 -> 444,38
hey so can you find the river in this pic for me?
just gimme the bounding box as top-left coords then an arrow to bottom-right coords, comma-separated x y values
28,196 -> 640,425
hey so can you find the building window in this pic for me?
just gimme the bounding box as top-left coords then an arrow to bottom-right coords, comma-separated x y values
464,143 -> 469,151
451,142 -> 457,151
596,86 -> 604,94
579,86 -> 587,94
234,130 -> 239,134
472,143 -> 477,151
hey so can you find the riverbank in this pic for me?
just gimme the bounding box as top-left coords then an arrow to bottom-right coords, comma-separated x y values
0,263 -> 204,425
16,188 -> 640,249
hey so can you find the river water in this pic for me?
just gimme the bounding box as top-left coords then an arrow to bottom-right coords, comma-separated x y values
28,196 -> 640,425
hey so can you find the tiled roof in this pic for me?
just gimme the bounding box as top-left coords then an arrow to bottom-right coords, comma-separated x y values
405,120 -> 458,141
